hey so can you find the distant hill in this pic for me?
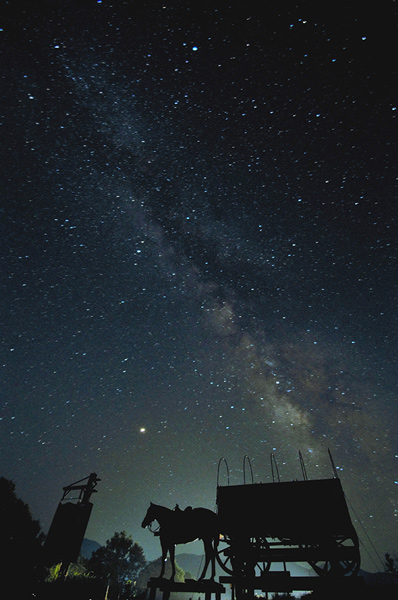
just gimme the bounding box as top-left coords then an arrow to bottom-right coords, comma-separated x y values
80,538 -> 101,558
176,552 -> 219,578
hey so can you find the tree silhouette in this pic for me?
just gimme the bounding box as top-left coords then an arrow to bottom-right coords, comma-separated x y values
0,477 -> 45,590
88,530 -> 146,599
385,552 -> 398,577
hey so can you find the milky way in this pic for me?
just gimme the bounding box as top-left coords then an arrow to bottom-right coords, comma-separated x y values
1,2 -> 397,570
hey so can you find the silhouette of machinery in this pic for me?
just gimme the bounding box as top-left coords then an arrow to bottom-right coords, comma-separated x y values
215,453 -> 360,598
43,472 -> 100,575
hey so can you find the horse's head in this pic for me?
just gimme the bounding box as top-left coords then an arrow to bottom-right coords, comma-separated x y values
141,502 -> 156,529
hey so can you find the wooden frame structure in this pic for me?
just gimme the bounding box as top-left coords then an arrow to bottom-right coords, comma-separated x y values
147,578 -> 225,600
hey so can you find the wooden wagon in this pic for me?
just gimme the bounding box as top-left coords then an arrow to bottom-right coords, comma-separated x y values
216,477 -> 360,578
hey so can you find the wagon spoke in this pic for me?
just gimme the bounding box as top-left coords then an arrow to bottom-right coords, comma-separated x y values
308,534 -> 360,577
215,536 -> 235,575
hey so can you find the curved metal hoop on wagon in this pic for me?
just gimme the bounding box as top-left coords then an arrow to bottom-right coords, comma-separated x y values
214,452 -> 360,598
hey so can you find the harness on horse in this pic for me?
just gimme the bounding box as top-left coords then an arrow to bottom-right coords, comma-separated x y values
147,504 -> 193,537
148,521 -> 160,535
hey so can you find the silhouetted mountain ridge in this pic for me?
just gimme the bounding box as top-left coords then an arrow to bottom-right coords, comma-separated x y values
80,538 -> 101,558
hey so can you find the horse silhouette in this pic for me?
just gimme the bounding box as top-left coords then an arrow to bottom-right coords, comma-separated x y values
142,502 -> 219,580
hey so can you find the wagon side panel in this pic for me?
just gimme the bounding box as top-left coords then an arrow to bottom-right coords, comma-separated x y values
216,478 -> 356,542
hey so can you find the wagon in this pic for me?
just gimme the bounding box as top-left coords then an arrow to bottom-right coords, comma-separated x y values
216,477 -> 360,578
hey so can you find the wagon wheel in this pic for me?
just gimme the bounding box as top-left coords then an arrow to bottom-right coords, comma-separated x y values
308,534 -> 360,577
216,535 -> 271,575
215,534 -> 234,574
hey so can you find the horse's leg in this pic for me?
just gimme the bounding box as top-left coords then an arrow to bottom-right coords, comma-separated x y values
160,537 -> 167,578
169,543 -> 176,581
208,536 -> 216,580
211,535 -> 218,579
199,538 -> 212,580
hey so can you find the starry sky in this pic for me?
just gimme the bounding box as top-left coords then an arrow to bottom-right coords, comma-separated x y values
1,1 -> 397,571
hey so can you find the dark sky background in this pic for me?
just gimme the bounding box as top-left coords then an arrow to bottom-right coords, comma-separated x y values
1,1 -> 397,571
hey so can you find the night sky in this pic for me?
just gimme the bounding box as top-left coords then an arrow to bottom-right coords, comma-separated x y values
1,1 -> 397,571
